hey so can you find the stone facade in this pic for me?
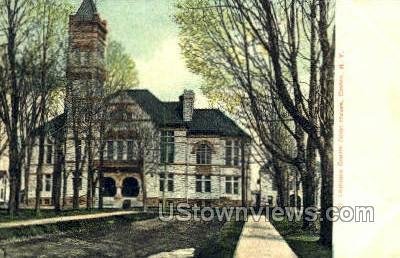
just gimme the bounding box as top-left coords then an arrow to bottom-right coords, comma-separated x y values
24,92 -> 252,208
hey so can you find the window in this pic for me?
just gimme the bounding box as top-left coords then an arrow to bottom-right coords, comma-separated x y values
46,140 -> 53,164
127,140 -> 135,160
195,175 -> 202,192
233,177 -> 239,194
225,141 -> 232,166
44,175 -> 52,192
196,175 -> 211,193
225,140 -> 240,166
168,174 -> 174,192
107,140 -> 114,160
160,131 -> 174,164
160,173 -> 174,192
117,141 -> 124,160
225,176 -> 232,194
233,140 -> 240,166
196,144 -> 212,165
0,189 -> 4,199
204,176 -> 211,192
226,176 -> 240,195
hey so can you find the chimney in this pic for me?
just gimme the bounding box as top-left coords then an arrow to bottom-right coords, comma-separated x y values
180,90 -> 195,122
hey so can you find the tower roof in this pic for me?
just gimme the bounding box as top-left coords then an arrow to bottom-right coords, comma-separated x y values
76,0 -> 97,21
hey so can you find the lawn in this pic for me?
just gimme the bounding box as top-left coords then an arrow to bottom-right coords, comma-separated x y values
271,219 -> 332,258
0,212 -> 156,241
195,220 -> 244,258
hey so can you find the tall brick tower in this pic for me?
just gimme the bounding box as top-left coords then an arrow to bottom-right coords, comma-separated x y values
67,0 -> 107,102
65,0 -> 108,208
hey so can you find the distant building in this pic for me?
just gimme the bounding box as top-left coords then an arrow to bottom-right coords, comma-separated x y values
253,162 -> 302,208
254,161 -> 322,209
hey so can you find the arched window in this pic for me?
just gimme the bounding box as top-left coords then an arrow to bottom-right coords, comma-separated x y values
196,144 -> 212,165
122,177 -> 140,197
103,177 -> 116,197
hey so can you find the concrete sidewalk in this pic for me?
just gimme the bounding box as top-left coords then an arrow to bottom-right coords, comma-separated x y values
0,210 -> 138,229
234,215 -> 297,258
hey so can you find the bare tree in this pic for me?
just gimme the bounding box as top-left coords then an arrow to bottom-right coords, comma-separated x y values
0,0 -> 31,215
176,0 -> 334,245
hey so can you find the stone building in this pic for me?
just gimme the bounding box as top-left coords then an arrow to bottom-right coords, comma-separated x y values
22,0 -> 252,209
254,161 -> 321,209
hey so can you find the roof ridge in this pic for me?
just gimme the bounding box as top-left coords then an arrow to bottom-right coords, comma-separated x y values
195,108 -> 220,111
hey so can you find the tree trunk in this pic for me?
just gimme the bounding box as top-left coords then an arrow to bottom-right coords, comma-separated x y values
299,137 -> 317,230
73,137 -> 81,210
7,10 -> 21,216
241,141 -> 246,207
139,159 -> 147,211
319,138 -> 333,247
98,145 -> 104,210
272,158 -> 288,208
86,129 -> 94,210
8,152 -> 21,216
62,164 -> 68,209
52,133 -> 64,212
24,139 -> 33,206
35,95 -> 46,216
35,127 -> 45,216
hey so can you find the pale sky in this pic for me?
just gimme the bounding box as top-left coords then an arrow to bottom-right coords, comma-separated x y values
71,0 -> 208,107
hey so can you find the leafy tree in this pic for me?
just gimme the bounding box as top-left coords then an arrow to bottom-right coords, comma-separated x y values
105,40 -> 139,95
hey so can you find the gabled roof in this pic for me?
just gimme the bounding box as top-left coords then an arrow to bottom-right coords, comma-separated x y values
123,89 -> 249,138
76,0 -> 97,21
189,109 -> 248,138
34,113 -> 66,137
41,89 -> 250,139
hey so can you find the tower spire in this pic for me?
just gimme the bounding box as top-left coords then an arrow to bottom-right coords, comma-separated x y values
76,0 -> 98,21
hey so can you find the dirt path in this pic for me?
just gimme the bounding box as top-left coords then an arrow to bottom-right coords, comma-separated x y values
0,218 -> 224,258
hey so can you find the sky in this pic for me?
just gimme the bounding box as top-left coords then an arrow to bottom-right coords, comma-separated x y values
71,0 -> 208,107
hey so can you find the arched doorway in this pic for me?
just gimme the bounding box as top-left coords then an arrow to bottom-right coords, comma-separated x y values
103,177 -> 117,197
122,177 -> 140,197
